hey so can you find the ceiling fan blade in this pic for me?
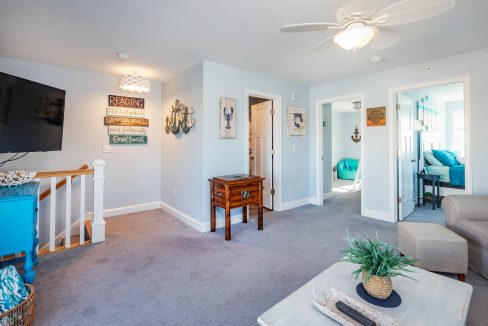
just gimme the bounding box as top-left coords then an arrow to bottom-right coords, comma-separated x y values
370,0 -> 455,26
310,35 -> 337,54
366,28 -> 401,50
280,23 -> 339,33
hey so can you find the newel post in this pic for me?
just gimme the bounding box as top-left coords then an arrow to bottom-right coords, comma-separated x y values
91,159 -> 106,243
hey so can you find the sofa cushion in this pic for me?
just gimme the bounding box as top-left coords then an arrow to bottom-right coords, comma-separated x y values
455,219 -> 488,250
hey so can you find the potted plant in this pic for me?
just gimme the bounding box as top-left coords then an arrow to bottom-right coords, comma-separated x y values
424,191 -> 433,202
340,232 -> 415,300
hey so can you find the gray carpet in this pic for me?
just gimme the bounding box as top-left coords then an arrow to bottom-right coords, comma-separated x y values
33,192 -> 487,325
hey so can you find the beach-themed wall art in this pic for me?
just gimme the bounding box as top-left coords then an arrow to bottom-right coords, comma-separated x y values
366,107 -> 386,127
164,99 -> 195,135
287,107 -> 306,138
220,97 -> 237,139
104,95 -> 148,144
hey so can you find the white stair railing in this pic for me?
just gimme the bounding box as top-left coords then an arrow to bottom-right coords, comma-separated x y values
35,159 -> 106,253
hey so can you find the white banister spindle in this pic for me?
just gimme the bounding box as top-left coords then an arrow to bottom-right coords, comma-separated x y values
65,176 -> 72,248
79,174 -> 86,245
91,159 -> 106,243
49,177 -> 56,252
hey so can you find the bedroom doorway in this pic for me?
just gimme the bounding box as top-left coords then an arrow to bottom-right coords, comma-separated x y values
249,96 -> 274,210
394,79 -> 471,222
315,94 -> 364,214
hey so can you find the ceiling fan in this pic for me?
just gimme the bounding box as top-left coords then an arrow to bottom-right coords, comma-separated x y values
280,0 -> 456,52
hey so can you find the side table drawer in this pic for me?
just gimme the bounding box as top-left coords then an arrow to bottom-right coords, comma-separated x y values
0,200 -> 27,255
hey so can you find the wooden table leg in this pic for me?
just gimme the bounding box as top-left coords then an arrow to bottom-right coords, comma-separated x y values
417,176 -> 420,207
242,205 -> 248,223
225,185 -> 231,241
210,181 -> 216,232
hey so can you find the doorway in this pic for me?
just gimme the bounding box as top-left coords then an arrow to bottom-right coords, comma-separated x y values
394,79 -> 471,222
315,94 -> 365,213
249,96 -> 274,210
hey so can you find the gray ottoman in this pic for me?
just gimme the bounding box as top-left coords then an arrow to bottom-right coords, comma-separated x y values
398,222 -> 468,281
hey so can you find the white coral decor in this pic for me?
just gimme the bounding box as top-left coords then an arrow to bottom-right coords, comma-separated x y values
0,170 -> 36,187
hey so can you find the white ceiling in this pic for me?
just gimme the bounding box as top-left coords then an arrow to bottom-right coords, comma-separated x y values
1,0 -> 487,85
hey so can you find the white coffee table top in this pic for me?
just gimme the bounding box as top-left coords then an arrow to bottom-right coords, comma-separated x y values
258,262 -> 472,326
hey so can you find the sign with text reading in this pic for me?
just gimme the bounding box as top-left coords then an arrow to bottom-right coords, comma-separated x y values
109,135 -> 148,144
104,116 -> 149,127
107,106 -> 145,118
108,95 -> 145,109
108,126 -> 147,135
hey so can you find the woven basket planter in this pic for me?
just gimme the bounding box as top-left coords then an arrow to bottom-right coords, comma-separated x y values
362,272 -> 393,300
0,284 -> 35,326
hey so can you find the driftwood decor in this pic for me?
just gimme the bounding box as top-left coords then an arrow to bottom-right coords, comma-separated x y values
104,95 -> 149,145
220,97 -> 237,139
165,99 -> 195,135
287,107 -> 306,138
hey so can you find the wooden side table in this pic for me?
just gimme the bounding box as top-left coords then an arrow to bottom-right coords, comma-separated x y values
417,173 -> 441,210
209,174 -> 264,240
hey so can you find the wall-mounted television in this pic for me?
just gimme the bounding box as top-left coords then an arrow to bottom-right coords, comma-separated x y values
0,72 -> 66,153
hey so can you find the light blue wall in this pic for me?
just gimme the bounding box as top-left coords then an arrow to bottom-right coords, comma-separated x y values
342,112 -> 361,160
323,104 -> 332,194
310,48 -> 488,221
161,62 -> 204,220
202,61 -> 309,221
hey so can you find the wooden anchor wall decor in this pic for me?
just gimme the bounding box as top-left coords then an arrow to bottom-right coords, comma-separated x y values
165,99 -> 195,135
351,125 -> 361,143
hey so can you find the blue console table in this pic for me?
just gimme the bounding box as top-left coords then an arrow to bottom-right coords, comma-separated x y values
0,182 -> 39,283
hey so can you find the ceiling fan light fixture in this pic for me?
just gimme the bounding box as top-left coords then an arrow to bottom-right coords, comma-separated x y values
333,22 -> 378,50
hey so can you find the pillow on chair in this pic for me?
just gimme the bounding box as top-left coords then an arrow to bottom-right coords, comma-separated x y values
432,150 -> 458,167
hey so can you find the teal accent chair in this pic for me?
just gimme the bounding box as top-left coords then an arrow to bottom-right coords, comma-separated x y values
337,159 -> 359,180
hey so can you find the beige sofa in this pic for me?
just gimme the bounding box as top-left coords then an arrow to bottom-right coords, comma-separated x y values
442,195 -> 488,279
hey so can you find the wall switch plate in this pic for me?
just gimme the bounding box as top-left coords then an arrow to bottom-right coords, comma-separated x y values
102,144 -> 112,153
172,188 -> 177,196
292,145 -> 296,151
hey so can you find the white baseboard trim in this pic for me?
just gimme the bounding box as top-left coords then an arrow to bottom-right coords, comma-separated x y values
281,197 -> 314,211
362,208 -> 395,223
101,201 -> 162,218
159,201 -> 244,233
323,192 -> 334,200
160,201 -> 207,232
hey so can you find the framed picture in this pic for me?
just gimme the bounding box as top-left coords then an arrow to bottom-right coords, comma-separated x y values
366,107 -> 386,127
220,97 -> 237,139
287,107 -> 306,138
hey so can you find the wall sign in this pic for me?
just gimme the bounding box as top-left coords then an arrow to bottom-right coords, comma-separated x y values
108,95 -> 144,109
287,107 -> 306,138
104,95 -> 149,145
104,116 -> 149,127
109,135 -> 148,144
220,97 -> 237,139
108,126 -> 147,135
367,107 -> 386,127
107,106 -> 145,118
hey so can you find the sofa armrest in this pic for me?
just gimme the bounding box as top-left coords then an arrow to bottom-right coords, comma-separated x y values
442,195 -> 488,228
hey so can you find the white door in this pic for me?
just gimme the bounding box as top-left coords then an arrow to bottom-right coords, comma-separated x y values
251,101 -> 273,209
397,93 -> 416,220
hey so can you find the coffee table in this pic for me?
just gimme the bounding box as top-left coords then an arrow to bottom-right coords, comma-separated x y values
258,262 -> 472,326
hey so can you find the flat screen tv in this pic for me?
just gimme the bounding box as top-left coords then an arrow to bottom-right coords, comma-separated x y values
0,72 -> 66,153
